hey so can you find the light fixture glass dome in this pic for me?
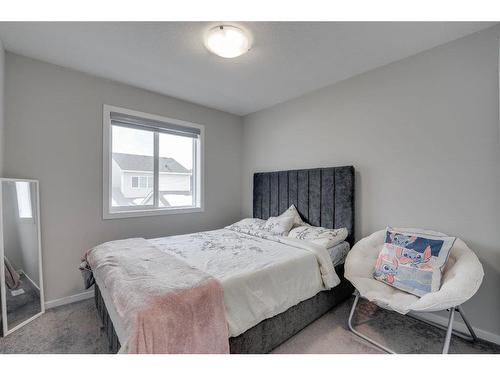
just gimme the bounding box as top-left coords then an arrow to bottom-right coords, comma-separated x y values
204,25 -> 251,58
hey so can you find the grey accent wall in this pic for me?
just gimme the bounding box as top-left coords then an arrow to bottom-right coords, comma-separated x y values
242,27 -> 500,338
4,53 -> 243,302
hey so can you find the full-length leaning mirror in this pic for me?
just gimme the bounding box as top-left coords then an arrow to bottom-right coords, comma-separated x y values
0,178 -> 44,336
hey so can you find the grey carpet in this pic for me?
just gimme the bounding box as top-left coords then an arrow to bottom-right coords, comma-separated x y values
0,296 -> 499,354
5,274 -> 41,331
0,297 -> 109,354
271,297 -> 500,354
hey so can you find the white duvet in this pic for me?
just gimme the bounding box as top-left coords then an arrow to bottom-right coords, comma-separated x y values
150,228 -> 340,337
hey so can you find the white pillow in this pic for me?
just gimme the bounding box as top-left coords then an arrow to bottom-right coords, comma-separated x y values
226,218 -> 266,232
288,225 -> 348,248
278,205 -> 306,228
263,216 -> 295,236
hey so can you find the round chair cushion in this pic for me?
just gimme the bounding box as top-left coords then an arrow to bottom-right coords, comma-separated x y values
345,229 -> 484,314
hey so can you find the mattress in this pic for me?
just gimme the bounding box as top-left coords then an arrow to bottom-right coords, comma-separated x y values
93,231 -> 350,347
328,241 -> 350,267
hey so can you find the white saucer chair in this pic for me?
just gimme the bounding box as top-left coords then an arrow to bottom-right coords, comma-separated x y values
345,229 -> 484,354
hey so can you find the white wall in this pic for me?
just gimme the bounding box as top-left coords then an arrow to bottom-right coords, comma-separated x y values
0,39 -> 4,175
4,53 -> 243,302
242,27 -> 500,338
158,173 -> 190,192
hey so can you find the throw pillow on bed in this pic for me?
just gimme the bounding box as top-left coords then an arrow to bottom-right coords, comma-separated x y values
288,225 -> 348,248
278,205 -> 306,228
373,227 -> 456,297
263,216 -> 295,236
226,218 -> 266,232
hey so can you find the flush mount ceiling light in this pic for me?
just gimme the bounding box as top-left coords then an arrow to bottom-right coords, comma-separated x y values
204,25 -> 251,58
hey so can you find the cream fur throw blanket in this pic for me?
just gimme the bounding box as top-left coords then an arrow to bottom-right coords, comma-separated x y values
85,238 -> 229,354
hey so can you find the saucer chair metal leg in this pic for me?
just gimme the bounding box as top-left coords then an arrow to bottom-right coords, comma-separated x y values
347,291 -> 479,354
442,305 -> 478,354
415,305 -> 478,343
456,305 -> 478,342
348,290 -> 395,354
442,307 -> 455,354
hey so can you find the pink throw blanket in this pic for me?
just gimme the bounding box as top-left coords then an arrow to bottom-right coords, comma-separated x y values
85,238 -> 229,354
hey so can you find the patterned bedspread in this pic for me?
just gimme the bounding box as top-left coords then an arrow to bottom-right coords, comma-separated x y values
150,228 -> 339,337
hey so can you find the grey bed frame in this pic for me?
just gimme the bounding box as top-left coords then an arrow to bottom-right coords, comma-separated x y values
94,166 -> 355,353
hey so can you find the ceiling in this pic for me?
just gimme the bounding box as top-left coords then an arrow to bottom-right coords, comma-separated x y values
0,22 -> 496,116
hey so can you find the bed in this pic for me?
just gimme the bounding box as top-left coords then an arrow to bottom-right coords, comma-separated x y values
91,166 -> 355,353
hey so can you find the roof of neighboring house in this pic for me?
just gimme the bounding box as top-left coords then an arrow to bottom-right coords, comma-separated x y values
112,153 -> 190,173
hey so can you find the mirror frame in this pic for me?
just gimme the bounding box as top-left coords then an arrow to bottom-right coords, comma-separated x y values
0,178 -> 45,336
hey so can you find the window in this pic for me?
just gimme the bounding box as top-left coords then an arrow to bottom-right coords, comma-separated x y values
131,176 -> 139,188
15,181 -> 33,219
103,105 -> 204,219
131,176 -> 153,189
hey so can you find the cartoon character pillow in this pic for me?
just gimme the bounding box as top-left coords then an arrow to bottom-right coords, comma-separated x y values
373,227 -> 455,297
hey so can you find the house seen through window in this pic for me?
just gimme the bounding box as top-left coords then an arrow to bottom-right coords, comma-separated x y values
131,176 -> 153,189
104,105 -> 204,218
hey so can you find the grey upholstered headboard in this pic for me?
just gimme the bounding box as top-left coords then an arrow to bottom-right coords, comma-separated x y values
253,166 -> 355,246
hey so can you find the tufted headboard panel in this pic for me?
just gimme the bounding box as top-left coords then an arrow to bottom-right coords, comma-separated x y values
253,166 -> 355,246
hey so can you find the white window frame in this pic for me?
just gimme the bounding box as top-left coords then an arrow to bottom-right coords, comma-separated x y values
103,104 -> 205,219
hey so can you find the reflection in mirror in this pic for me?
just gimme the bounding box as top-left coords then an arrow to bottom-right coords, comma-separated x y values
1,179 -> 43,335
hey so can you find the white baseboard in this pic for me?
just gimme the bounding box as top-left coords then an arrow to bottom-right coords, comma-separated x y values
45,289 -> 94,310
409,311 -> 500,346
